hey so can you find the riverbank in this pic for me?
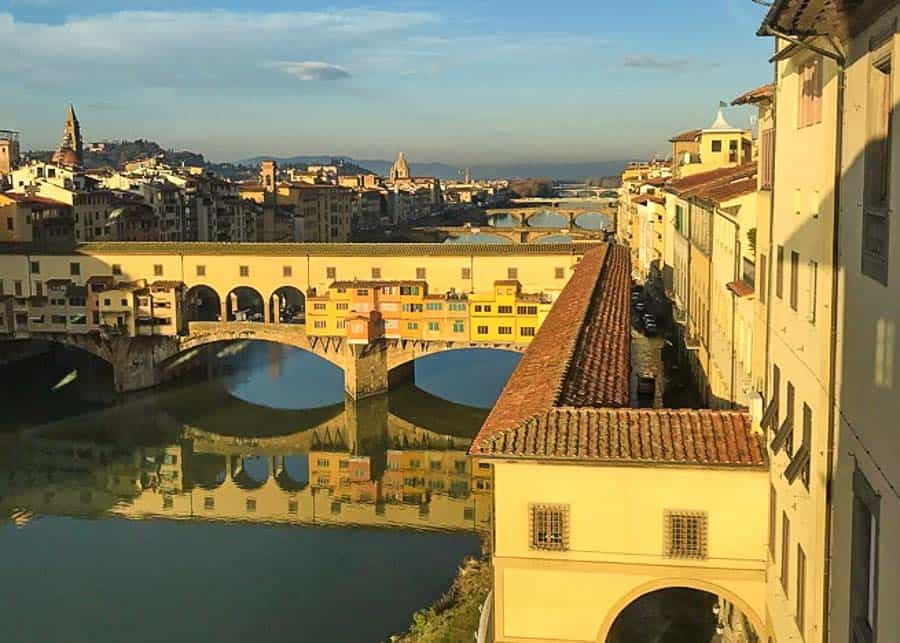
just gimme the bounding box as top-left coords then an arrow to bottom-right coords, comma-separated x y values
391,554 -> 492,643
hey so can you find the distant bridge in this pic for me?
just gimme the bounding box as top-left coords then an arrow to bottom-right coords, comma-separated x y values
414,225 -> 607,244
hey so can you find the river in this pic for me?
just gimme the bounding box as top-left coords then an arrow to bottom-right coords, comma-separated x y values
0,341 -> 520,643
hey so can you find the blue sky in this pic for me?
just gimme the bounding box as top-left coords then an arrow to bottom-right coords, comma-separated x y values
2,1 -> 774,164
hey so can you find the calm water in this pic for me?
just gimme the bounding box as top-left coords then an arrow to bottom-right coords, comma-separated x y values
0,342 -> 520,643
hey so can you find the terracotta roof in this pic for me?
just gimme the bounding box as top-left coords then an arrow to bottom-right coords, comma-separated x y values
476,408 -> 766,467
732,84 -> 775,106
470,245 -> 611,454
3,193 -> 69,208
694,166 -> 758,205
558,245 -> 631,408
727,280 -> 755,298
669,129 -> 702,143
757,0 -> 854,40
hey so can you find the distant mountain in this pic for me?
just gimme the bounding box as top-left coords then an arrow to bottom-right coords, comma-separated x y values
235,155 -> 631,182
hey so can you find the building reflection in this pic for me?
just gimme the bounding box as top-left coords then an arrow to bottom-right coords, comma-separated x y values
0,389 -> 492,533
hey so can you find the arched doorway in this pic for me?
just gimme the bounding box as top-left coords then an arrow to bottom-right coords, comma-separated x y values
184,285 -> 221,322
232,455 -> 269,489
226,287 -> 264,322
603,584 -> 762,643
269,286 -> 305,324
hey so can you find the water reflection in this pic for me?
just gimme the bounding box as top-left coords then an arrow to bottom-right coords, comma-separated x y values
573,212 -> 611,230
536,234 -> 574,244
526,210 -> 568,228
0,342 -> 515,641
488,213 -> 519,228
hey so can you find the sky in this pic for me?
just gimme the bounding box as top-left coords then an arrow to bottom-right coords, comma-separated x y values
1,1 -> 775,164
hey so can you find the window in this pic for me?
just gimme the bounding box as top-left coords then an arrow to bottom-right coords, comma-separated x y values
104,298 -> 111,306
507,267 -> 518,279
120,299 -> 128,306
474,305 -> 482,313
729,139 -> 739,163
239,265 -> 249,277
283,265 -> 292,277
246,498 -> 256,512
769,485 -> 777,559
760,128 -> 775,189
517,305 -> 538,315
288,500 -> 298,514
153,264 -> 163,277
520,326 -> 536,337
29,261 -> 39,274
196,265 -> 205,277
850,468 -> 879,643
407,321 -> 418,330
425,302 -> 442,311
781,512 -> 791,593
799,56 -> 823,128
70,262 -> 80,276
5,217 -> 12,231
416,267 -> 426,279
711,140 -> 722,152
112,264 -> 122,276
664,510 -> 708,559
529,504 -> 569,551
555,266 -> 565,279
498,305 -> 513,314
314,320 -> 326,329
797,544 -> 807,633
371,267 -> 381,279
313,303 -> 326,311
498,326 -> 512,335
336,303 -> 348,311
427,321 -> 439,331
326,266 -> 336,279
790,251 -> 799,311
774,381 -> 795,456
453,320 -> 464,333
163,495 -> 173,510
476,325 -> 488,335
483,305 -> 491,312
760,253 -> 768,305
14,280 -> 22,296
461,267 -> 471,280
776,246 -> 784,299
863,49 -> 893,285
798,258 -> 814,323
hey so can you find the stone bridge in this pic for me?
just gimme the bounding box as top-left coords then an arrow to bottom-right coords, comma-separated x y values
415,225 -> 608,244
483,207 -> 616,230
1,321 -> 526,397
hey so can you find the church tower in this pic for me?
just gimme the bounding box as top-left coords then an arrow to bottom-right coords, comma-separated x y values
51,104 -> 84,167
389,151 -> 410,181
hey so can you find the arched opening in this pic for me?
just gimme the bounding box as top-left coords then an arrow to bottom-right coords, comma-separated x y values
573,212 -> 612,231
401,348 -> 521,408
186,453 -> 227,489
604,586 -> 761,643
184,285 -> 222,322
232,454 -> 269,489
226,286 -> 264,322
526,210 -> 568,228
487,212 -> 519,228
269,286 -> 305,324
276,455 -> 309,490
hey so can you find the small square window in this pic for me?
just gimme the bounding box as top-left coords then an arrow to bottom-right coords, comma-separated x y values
30,261 -> 40,274
416,267 -> 426,279
196,265 -> 206,277
112,264 -> 122,276
555,267 -> 565,279
461,267 -> 471,280
664,510 -> 708,559
153,264 -> 163,277
246,498 -> 256,512
204,497 -> 215,510
371,267 -> 381,279
326,266 -> 336,279
70,262 -> 81,276
162,495 -> 173,510
239,265 -> 249,277
711,140 -> 722,153
288,500 -> 298,514
507,267 -> 518,279
529,503 -> 569,551
283,265 -> 292,278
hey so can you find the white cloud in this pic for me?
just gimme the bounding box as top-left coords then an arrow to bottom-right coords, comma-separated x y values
274,61 -> 350,81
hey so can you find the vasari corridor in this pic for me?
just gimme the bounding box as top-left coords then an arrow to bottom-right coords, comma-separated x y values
2,1 -> 899,642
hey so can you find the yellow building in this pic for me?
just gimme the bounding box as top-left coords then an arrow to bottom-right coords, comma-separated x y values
306,278 -> 551,345
672,109 -> 754,179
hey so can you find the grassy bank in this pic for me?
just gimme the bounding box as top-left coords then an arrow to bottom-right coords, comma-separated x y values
390,555 -> 492,643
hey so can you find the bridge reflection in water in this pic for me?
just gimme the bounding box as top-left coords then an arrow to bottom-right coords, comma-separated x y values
0,346 -> 500,534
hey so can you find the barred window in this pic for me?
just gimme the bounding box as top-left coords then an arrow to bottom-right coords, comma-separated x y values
664,510 -> 708,559
529,503 -> 569,551
461,267 -> 471,280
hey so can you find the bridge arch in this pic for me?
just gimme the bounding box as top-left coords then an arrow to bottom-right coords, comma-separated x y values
386,342 -> 525,374
231,454 -> 271,489
225,286 -> 264,323
596,578 -> 764,643
269,286 -> 306,324
2,336 -> 115,367
184,284 -> 222,322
